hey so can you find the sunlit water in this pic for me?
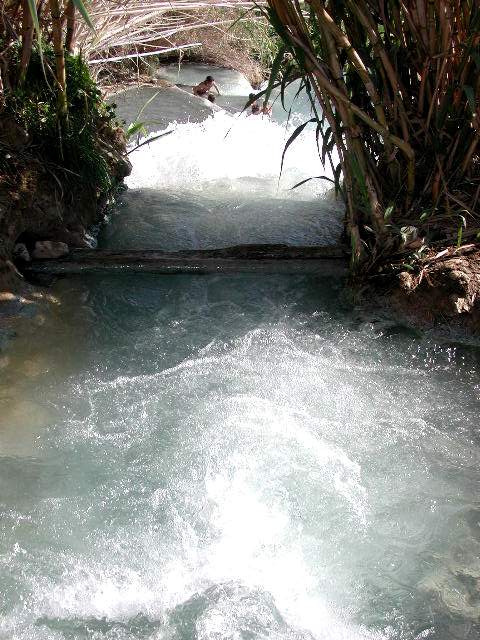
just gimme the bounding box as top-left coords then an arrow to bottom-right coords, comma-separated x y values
1,67 -> 480,640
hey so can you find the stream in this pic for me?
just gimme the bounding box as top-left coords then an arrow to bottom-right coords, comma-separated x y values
1,66 -> 480,640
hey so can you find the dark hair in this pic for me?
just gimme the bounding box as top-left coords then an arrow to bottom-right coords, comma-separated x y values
249,93 -> 255,101
206,75 -> 214,82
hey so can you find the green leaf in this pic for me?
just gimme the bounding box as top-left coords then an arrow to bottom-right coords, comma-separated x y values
334,162 -> 342,197
136,90 -> 161,121
289,175 -> 335,190
464,85 -> 476,112
127,129 -> 174,155
384,204 -> 394,221
280,118 -> 315,177
263,44 -> 287,107
279,64 -> 293,110
25,0 -> 48,83
72,0 -> 94,30
457,224 -> 463,247
126,121 -> 146,139
26,0 -> 41,35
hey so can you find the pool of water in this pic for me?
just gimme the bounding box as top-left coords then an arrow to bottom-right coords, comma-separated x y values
1,67 -> 480,640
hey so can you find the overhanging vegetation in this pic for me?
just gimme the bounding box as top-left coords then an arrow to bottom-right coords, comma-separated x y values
263,0 -> 480,273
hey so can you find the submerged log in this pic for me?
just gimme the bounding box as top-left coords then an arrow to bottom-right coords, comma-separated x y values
25,244 -> 347,276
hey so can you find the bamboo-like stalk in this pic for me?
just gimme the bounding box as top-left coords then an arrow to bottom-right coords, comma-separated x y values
264,0 -> 479,272
18,0 -> 34,85
65,0 -> 76,54
49,0 -> 68,119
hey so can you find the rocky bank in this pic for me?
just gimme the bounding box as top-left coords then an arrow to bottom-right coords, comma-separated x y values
0,116 -> 131,291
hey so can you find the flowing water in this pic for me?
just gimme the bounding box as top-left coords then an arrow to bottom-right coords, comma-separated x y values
1,67 -> 480,640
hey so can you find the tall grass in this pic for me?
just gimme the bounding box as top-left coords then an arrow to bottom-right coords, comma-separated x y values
264,0 -> 480,272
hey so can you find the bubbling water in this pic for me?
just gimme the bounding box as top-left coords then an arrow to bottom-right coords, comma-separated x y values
126,110 -> 333,198
2,70 -> 480,640
102,107 -> 342,250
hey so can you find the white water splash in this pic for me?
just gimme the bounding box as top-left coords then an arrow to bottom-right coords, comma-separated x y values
127,110 -> 335,199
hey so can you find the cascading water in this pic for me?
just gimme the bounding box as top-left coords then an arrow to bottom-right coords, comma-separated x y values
1,67 -> 480,640
103,75 -> 341,251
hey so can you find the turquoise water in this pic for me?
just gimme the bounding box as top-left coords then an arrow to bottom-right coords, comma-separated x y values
1,70 -> 480,640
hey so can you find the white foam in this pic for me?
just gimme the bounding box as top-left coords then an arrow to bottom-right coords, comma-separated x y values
126,110 -> 335,199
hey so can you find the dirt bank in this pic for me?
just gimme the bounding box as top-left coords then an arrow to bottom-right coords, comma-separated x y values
0,120 -> 131,292
387,246 -> 480,332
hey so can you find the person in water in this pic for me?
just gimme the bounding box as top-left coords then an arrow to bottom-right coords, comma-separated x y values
249,93 -> 261,115
193,75 -> 220,100
248,94 -> 272,117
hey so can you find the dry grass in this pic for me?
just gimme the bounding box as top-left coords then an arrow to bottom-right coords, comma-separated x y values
73,1 -> 272,86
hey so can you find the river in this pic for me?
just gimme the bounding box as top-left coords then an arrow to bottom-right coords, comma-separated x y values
0,66 -> 479,640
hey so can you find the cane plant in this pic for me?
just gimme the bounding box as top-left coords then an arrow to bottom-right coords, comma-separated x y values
262,0 -> 480,271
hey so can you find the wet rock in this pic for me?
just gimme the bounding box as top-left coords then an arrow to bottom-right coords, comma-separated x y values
13,242 -> 31,262
419,562 -> 480,622
32,241 -> 69,260
68,230 -> 93,248
0,292 -> 17,302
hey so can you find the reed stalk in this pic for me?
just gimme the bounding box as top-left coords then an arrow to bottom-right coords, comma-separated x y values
265,0 -> 480,272
18,0 -> 34,85
65,0 -> 76,54
49,0 -> 68,119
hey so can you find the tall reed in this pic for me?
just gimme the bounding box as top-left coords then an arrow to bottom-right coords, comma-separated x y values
265,0 -> 480,270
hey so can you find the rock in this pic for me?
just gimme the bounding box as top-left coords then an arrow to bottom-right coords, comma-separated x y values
404,237 -> 425,250
452,295 -> 471,314
391,249 -> 480,328
67,230 -> 92,248
32,241 -> 69,260
13,243 -> 31,262
0,116 -> 29,149
400,225 -> 418,247
0,292 -> 17,302
398,271 -> 414,291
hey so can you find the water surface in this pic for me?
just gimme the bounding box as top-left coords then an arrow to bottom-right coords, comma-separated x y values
1,67 -> 479,640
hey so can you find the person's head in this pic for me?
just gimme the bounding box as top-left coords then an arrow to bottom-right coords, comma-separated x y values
205,75 -> 214,84
249,93 -> 255,101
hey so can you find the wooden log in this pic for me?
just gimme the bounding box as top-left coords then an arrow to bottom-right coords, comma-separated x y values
25,244 -> 348,276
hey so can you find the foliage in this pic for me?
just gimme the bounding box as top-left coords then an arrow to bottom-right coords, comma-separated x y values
141,7 -> 281,86
228,9 -> 282,73
4,43 -> 117,190
263,0 -> 480,272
